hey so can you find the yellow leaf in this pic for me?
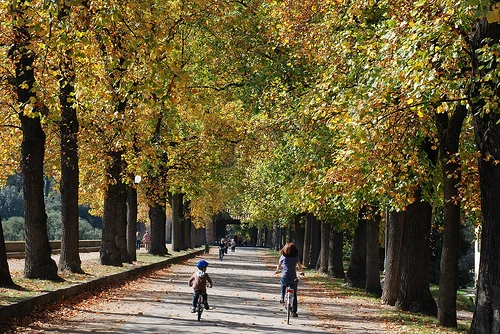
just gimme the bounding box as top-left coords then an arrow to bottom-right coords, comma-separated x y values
487,10 -> 499,23
487,5 -> 500,23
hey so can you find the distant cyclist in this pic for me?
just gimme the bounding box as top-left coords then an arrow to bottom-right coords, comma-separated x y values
274,242 -> 304,318
188,260 -> 213,313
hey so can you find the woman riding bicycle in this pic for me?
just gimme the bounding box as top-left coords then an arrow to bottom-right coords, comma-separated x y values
274,242 -> 304,318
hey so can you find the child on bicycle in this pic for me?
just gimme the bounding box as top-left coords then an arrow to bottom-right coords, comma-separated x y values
188,259 -> 213,313
274,242 -> 304,318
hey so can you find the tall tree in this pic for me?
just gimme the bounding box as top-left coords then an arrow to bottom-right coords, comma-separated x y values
10,0 -> 60,280
56,2 -> 83,274
468,6 -> 500,333
436,103 -> 467,327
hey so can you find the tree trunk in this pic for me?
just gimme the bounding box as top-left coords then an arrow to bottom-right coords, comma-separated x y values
303,213 -> 312,267
0,217 -> 16,288
266,226 -> 273,248
395,187 -> 437,316
319,221 -> 330,274
127,185 -> 138,261
12,16 -> 59,280
381,210 -> 404,306
115,171 -> 130,264
149,201 -> 168,255
100,150 -> 123,266
183,198 -> 192,249
171,193 -> 184,252
293,214 -> 305,263
310,215 -> 321,269
272,223 -> 279,250
468,15 -> 500,334
56,0 -> 82,276
58,64 -> 82,273
436,104 -> 467,327
328,228 -> 345,279
345,208 -> 367,288
365,210 -> 382,297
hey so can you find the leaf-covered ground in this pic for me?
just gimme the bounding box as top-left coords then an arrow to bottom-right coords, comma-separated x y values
1,248 -> 472,333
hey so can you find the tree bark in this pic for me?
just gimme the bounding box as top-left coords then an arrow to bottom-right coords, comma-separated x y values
328,228 -> 345,279
395,187 -> 437,316
0,217 -> 16,288
293,214 -> 305,262
365,210 -> 382,297
310,215 -> 321,269
149,200 -> 168,255
183,199 -> 192,249
436,104 -> 467,327
381,211 -> 404,306
468,14 -> 500,333
126,185 -> 138,261
12,12 -> 60,280
115,172 -> 130,264
302,213 -> 312,267
171,193 -> 184,252
100,150 -> 123,266
272,222 -> 279,250
319,221 -> 330,274
345,208 -> 367,288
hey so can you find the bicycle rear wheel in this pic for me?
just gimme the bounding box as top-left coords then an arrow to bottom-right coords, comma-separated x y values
197,296 -> 203,321
286,292 -> 291,324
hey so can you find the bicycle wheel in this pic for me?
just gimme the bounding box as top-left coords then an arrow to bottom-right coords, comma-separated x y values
286,292 -> 291,324
197,296 -> 203,321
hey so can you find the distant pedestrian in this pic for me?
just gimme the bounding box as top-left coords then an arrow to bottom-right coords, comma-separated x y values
136,231 -> 141,249
143,231 -> 150,251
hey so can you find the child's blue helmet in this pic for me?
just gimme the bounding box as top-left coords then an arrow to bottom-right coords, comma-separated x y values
196,260 -> 209,269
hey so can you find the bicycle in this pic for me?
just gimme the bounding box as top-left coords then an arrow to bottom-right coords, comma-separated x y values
196,292 -> 205,321
284,283 -> 295,324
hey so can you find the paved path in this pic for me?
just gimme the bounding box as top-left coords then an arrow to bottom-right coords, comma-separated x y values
27,247 -> 327,333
